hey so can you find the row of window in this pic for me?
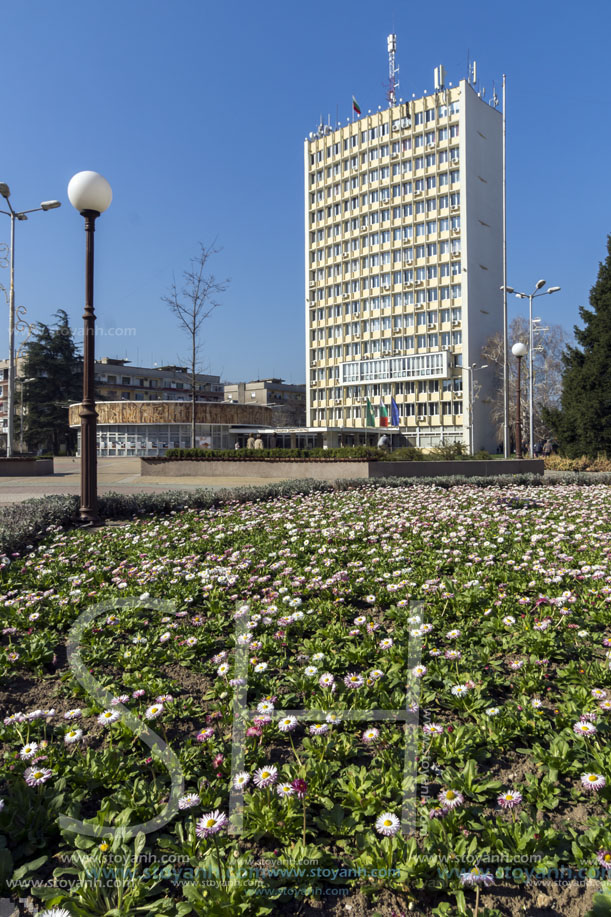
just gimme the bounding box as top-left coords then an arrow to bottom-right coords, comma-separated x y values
96,375 -> 210,390
311,240 -> 460,262
310,178 -> 461,226
310,287 -> 464,311
313,185 -> 461,211
312,214 -> 461,239
309,402 -> 464,420
309,103 -> 461,164
312,281 -> 462,301
311,140 -> 462,171
310,331 -> 462,366
312,306 -> 462,325
313,259 -> 461,281
311,152 -> 460,189
311,145 -> 460,186
309,378 -> 463,397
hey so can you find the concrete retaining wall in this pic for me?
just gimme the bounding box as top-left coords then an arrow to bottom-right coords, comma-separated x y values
140,458 -> 544,480
0,459 -> 54,477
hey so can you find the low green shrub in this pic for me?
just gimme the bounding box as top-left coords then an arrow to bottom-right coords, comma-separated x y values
383,447 -> 425,461
163,446 -> 385,460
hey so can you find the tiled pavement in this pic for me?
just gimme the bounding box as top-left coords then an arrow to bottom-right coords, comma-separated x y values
0,457 -> 291,505
0,459 -> 602,506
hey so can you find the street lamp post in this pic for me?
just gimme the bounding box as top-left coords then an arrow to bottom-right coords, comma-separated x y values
464,363 -> 488,455
67,172 -> 112,524
512,342 -> 528,459
501,281 -> 560,456
0,184 -> 61,456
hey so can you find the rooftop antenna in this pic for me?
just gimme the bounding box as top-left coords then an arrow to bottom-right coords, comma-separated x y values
386,34 -> 399,106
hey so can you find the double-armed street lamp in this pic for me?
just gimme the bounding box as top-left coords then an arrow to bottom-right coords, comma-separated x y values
500,280 -> 560,455
511,341 -> 528,459
67,171 -> 112,524
0,184 -> 61,456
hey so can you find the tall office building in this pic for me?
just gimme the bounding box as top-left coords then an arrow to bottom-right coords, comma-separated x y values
305,56 -> 502,451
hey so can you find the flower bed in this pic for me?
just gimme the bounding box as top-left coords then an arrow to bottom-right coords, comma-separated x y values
1,483 -> 611,915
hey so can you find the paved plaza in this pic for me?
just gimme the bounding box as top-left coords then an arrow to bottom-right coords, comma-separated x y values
0,457 -> 292,505
0,458 -> 592,506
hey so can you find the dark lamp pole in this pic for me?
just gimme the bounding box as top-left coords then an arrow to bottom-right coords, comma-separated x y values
67,172 -> 112,524
512,342 -> 527,460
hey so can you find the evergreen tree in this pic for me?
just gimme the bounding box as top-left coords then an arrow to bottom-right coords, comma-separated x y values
543,235 -> 611,457
22,310 -> 83,454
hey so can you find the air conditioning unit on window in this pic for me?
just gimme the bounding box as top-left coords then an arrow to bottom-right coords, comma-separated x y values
335,398 -> 342,404
311,381 -> 317,386
310,359 -> 317,366
451,205 -> 460,212
452,228 -> 460,235
406,258 -> 414,264
418,415 -> 427,421
415,190 -> 423,197
452,320 -> 460,326
343,253 -> 349,259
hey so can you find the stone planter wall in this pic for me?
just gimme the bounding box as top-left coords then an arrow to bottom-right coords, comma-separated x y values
0,459 -> 54,477
140,458 -> 544,481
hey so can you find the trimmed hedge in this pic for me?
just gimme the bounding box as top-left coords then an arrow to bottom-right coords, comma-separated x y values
2,472 -> 611,562
163,446 -> 383,460
160,445 -> 490,462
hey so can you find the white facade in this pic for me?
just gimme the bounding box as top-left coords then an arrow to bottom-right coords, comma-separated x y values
305,79 -> 502,451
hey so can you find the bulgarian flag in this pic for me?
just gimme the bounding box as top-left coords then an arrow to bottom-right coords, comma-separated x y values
379,399 -> 389,427
366,398 -> 376,427
352,95 -> 361,116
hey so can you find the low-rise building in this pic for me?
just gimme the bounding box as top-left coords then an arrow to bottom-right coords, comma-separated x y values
223,378 -> 306,427
95,357 -> 224,402
68,400 -> 274,456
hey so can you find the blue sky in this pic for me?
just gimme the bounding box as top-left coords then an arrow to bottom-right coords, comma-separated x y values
1,0 -> 610,383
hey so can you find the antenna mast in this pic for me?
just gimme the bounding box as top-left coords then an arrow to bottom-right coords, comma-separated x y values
387,34 -> 399,106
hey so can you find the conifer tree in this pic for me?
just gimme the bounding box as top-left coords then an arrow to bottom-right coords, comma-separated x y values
543,235 -> 611,457
22,310 -> 83,454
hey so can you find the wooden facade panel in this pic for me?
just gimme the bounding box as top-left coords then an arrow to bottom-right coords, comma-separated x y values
69,401 -> 272,427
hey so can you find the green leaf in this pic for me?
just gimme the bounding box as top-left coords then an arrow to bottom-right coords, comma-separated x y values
585,892 -> 611,917
11,854 -> 48,881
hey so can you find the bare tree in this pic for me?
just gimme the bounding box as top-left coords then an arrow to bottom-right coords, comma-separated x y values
481,316 -> 569,448
162,242 -> 229,448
